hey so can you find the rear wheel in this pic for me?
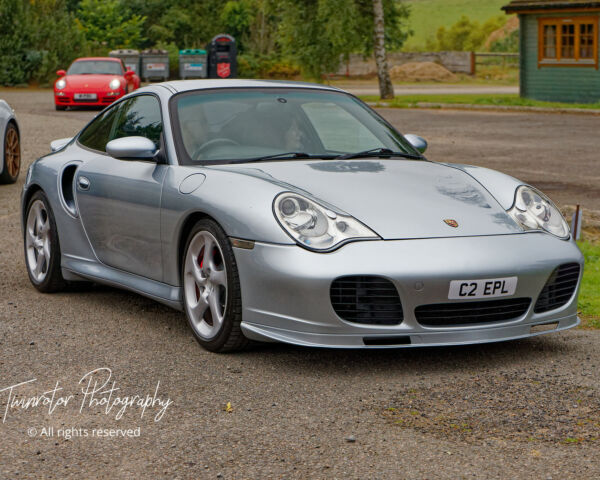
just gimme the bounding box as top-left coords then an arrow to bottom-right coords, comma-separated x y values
24,191 -> 66,292
0,123 -> 20,184
182,219 -> 247,352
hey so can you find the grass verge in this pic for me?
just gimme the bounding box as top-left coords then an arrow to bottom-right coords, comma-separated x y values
361,93 -> 600,110
578,240 -> 600,328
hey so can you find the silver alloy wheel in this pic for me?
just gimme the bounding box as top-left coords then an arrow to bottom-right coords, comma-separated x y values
184,230 -> 228,339
25,199 -> 51,283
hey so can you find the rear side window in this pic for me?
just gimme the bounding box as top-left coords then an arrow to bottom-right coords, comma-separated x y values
78,105 -> 121,152
113,95 -> 163,147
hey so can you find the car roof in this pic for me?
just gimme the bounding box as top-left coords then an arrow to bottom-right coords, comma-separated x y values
73,57 -> 122,62
145,79 -> 343,94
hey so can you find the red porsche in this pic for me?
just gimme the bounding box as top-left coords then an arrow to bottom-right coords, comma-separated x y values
54,57 -> 140,110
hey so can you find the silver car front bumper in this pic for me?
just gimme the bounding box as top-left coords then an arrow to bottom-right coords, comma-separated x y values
233,232 -> 583,348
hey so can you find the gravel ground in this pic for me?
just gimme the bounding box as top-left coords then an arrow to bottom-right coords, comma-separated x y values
1,89 -> 599,479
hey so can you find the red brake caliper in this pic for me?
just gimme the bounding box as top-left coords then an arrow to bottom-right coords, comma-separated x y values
195,246 -> 205,301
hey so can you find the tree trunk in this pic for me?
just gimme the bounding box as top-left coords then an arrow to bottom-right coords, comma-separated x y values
372,0 -> 394,99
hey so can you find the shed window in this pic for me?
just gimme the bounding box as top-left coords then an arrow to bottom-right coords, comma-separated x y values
538,17 -> 598,67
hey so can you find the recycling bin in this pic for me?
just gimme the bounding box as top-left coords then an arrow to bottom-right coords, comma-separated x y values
207,34 -> 237,79
141,49 -> 169,82
109,49 -> 140,74
179,49 -> 208,79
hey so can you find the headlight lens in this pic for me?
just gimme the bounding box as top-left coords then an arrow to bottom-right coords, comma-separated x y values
56,79 -> 66,90
273,192 -> 379,251
507,185 -> 569,239
109,78 -> 121,90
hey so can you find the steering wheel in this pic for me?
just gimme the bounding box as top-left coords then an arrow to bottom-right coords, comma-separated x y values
193,138 -> 239,159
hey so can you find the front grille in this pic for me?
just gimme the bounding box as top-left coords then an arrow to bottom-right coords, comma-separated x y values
330,276 -> 403,325
534,263 -> 581,314
415,298 -> 531,327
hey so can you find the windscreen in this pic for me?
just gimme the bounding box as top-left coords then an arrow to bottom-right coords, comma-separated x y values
67,61 -> 123,75
171,88 -> 417,164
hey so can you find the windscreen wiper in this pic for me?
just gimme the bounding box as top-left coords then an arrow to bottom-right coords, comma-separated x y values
225,152 -> 338,164
336,147 -> 422,160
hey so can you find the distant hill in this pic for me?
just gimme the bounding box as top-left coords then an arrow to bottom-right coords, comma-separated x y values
402,0 -> 510,51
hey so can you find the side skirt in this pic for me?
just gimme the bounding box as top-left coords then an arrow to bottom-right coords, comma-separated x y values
61,255 -> 183,311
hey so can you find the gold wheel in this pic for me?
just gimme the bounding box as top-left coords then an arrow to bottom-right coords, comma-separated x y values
5,125 -> 20,178
1,124 -> 20,183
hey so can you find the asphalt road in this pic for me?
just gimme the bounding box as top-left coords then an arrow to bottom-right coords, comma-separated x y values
1,89 -> 599,479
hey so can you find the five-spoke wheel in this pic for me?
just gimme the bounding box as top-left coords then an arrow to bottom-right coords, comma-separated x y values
24,191 -> 66,292
182,219 -> 247,352
1,123 -> 20,184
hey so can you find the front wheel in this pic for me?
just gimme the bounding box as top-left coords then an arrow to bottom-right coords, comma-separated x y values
182,219 -> 247,352
55,105 -> 67,111
24,191 -> 66,292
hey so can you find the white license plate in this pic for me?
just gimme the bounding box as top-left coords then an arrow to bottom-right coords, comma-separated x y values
448,277 -> 518,299
74,93 -> 97,100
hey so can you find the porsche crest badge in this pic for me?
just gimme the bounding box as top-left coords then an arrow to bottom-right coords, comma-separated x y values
444,219 -> 459,228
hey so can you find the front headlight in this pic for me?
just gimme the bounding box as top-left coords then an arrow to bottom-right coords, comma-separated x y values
109,78 -> 121,90
507,185 -> 569,239
273,192 -> 379,251
56,79 -> 66,90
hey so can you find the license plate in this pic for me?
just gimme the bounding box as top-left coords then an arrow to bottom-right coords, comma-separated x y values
448,277 -> 518,299
74,93 -> 97,100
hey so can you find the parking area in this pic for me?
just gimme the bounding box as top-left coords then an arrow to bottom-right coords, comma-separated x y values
1,89 -> 599,478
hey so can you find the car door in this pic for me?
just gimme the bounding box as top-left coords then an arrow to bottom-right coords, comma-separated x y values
75,94 -> 167,281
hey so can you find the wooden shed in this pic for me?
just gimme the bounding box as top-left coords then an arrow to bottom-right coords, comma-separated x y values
503,1 -> 600,102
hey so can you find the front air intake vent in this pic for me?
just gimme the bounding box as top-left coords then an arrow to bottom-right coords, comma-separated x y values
330,276 -> 403,325
415,298 -> 532,327
534,263 -> 581,314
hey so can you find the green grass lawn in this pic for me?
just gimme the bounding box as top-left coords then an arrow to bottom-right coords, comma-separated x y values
402,0 -> 509,51
579,241 -> 600,328
361,93 -> 600,110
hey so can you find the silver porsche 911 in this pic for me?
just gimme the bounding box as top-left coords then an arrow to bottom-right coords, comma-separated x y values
21,80 -> 583,352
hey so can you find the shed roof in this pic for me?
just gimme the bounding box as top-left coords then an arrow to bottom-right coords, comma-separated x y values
503,1 -> 600,13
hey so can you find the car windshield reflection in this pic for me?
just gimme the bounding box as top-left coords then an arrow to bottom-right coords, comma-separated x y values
172,88 -> 420,164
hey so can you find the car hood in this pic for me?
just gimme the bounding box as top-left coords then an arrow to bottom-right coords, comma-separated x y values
61,74 -> 121,89
216,159 -> 522,239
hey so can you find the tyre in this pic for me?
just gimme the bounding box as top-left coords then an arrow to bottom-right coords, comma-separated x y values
55,105 -> 67,111
182,219 -> 248,352
0,123 -> 20,184
24,191 -> 67,293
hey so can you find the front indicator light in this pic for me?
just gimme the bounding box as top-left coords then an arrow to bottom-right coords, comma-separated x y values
273,192 -> 379,251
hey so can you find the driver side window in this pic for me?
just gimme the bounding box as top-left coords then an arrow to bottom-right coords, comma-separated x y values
78,104 -> 121,152
113,95 -> 163,148
77,95 -> 163,153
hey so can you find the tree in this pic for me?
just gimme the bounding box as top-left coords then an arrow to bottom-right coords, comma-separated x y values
75,0 -> 146,51
0,0 -> 86,85
372,0 -> 393,99
278,0 -> 411,80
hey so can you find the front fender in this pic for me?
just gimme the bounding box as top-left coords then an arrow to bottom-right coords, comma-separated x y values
445,163 -> 524,210
160,166 -> 295,286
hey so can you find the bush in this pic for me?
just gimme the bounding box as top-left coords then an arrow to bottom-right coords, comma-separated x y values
427,15 -> 506,52
237,53 -> 300,79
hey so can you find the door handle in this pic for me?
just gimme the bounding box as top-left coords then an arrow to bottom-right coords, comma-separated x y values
77,176 -> 90,191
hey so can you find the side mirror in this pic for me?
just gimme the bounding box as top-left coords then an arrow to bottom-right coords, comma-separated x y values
106,137 -> 158,161
124,70 -> 135,79
56,69 -> 66,77
404,134 -> 428,154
